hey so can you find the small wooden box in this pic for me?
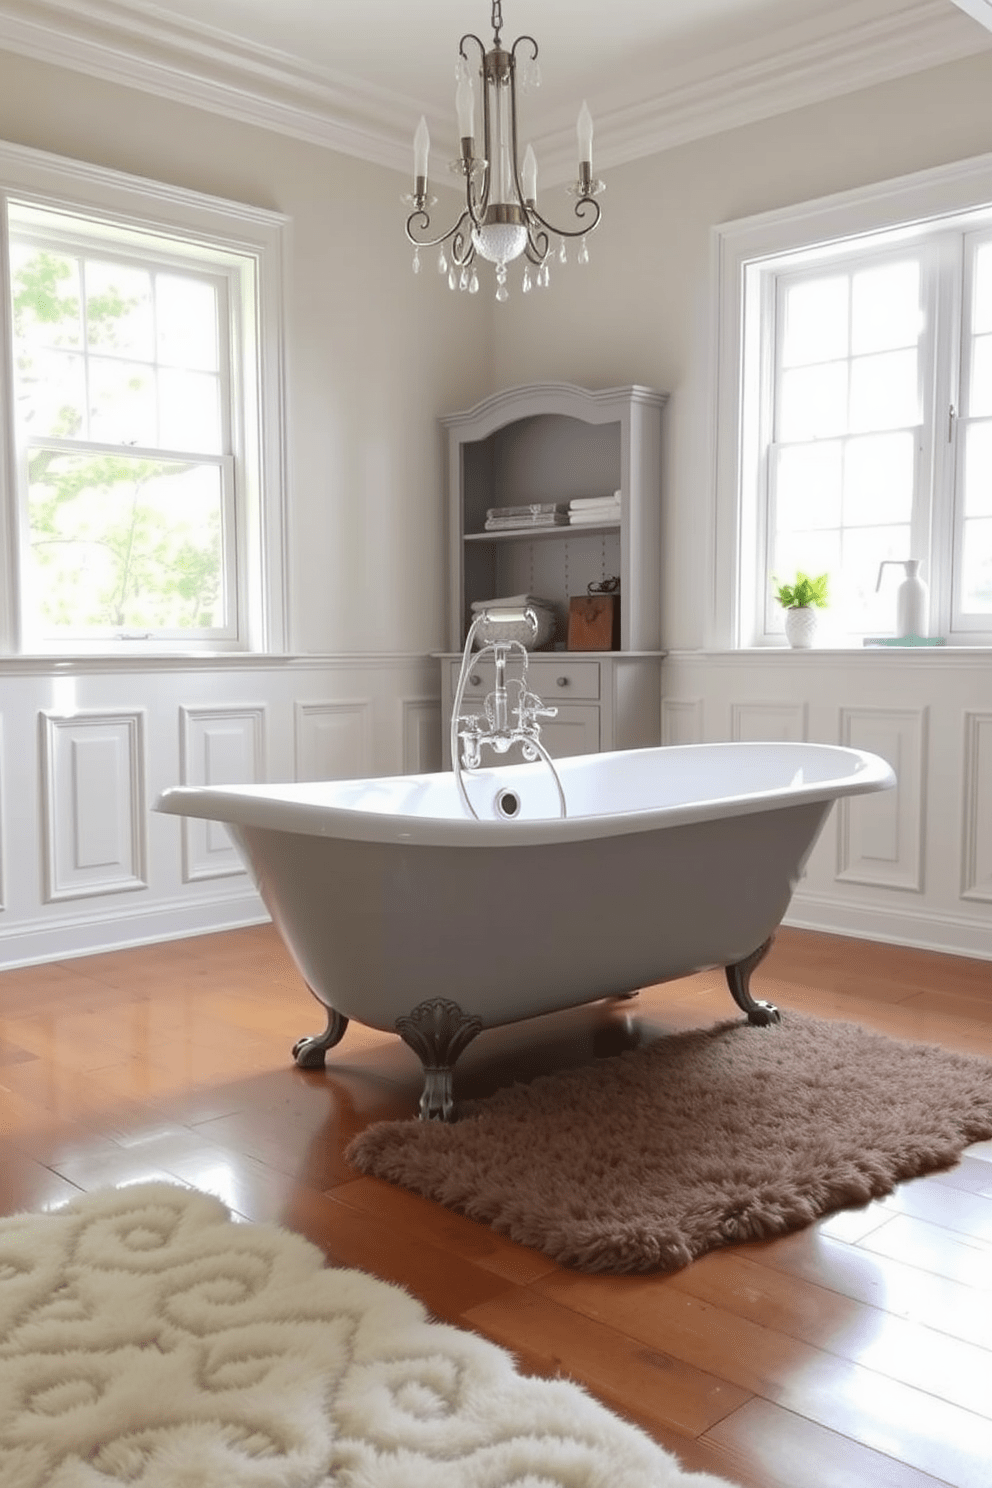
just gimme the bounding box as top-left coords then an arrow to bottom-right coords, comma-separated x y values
567,594 -> 620,651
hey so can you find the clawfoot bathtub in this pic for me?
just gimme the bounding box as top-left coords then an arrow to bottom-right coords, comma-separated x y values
156,741 -> 894,1120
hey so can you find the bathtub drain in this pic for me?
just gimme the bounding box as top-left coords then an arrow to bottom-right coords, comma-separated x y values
495,789 -> 521,819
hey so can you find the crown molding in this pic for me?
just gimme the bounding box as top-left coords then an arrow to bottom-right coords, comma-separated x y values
0,0 -> 987,184
951,0 -> 992,33
535,0 -> 992,183
0,0 -> 432,174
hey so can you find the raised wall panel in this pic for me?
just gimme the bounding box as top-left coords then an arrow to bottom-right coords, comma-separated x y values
661,697 -> 703,746
180,706 -> 265,882
837,706 -> 927,892
731,701 -> 807,742
41,711 -> 147,902
961,711 -> 992,902
402,698 -> 441,775
294,700 -> 371,781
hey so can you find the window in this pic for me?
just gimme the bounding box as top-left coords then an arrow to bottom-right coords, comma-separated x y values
0,142 -> 288,653
714,153 -> 992,647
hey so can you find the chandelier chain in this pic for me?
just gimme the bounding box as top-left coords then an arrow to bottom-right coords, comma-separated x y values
491,0 -> 503,45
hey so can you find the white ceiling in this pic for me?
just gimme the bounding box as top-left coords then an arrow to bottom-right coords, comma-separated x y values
0,0 -> 989,181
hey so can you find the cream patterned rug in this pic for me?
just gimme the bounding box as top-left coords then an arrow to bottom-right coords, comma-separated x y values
0,1182 -> 737,1487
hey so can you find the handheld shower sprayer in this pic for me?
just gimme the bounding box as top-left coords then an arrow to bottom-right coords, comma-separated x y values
450,606 -> 566,820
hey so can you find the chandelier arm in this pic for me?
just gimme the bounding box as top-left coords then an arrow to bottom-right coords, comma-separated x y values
524,225 -> 549,264
405,207 -> 475,251
450,227 -> 476,266
509,34 -> 539,63
527,195 -> 602,241
459,32 -> 487,60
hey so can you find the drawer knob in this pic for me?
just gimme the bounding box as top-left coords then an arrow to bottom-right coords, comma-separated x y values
469,674 -> 482,686
556,675 -> 570,687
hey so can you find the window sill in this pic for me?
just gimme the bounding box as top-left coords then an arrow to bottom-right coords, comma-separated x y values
668,646 -> 992,664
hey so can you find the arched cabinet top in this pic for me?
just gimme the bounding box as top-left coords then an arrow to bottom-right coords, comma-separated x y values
440,380 -> 668,656
439,383 -> 668,439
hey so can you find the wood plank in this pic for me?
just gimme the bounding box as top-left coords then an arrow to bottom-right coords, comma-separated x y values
3,921 -> 992,1488
704,1397 -> 951,1488
463,1288 -> 753,1440
532,1272 -> 992,1486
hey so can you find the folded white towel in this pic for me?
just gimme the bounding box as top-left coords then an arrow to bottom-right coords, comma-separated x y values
471,594 -> 551,612
568,493 -> 621,510
569,509 -> 620,525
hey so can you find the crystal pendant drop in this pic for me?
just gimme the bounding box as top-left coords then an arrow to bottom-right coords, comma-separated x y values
578,236 -> 590,265
522,265 -> 532,293
495,262 -> 509,302
538,261 -> 550,288
468,269 -> 479,294
412,248 -> 421,275
448,268 -> 458,291
459,266 -> 469,291
558,240 -> 567,265
438,248 -> 448,274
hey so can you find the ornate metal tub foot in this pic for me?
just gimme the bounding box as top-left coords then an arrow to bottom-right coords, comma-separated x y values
725,936 -> 780,1026
395,997 -> 484,1121
292,1004 -> 350,1068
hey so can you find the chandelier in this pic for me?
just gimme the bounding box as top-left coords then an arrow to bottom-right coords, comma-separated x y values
403,0 -> 604,301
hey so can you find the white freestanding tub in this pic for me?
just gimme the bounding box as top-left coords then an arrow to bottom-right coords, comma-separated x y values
156,742 -> 894,1118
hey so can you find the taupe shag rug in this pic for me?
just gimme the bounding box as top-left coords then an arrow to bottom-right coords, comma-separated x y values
346,1012 -> 992,1274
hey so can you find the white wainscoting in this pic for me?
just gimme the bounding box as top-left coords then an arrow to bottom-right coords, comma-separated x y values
962,711 -> 992,904
0,654 -> 440,968
179,705 -> 267,882
663,650 -> 992,961
294,699 -> 371,781
40,710 -> 148,902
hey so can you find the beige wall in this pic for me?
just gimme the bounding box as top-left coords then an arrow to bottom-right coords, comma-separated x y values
0,49 -> 493,655
3,45 -> 992,655
491,50 -> 992,649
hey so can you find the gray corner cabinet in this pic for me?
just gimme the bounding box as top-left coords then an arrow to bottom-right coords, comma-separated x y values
438,382 -> 668,765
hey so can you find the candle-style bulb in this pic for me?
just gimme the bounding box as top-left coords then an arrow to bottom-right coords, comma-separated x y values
577,101 -> 593,167
522,144 -> 538,203
455,60 -> 475,139
413,116 -> 430,181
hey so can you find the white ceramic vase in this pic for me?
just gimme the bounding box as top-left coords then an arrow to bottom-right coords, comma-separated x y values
784,605 -> 818,648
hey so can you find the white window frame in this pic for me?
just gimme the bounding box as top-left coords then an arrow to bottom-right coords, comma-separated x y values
0,139 -> 289,655
712,149 -> 992,649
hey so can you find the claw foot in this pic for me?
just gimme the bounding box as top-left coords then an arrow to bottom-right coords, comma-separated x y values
291,1006 -> 349,1068
725,936 -> 780,1026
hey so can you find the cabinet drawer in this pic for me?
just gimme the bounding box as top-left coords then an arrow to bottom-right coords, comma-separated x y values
528,658 -> 601,701
449,657 -> 601,703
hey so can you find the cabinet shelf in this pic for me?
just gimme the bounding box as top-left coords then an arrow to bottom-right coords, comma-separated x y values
464,522 -> 621,543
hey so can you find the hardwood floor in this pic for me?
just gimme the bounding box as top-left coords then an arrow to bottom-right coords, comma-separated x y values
1,922 -> 990,1487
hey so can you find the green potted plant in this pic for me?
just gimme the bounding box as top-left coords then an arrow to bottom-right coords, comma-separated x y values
774,571 -> 829,648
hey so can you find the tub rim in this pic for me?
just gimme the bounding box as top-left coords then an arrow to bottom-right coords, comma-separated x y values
154,741 -> 895,849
